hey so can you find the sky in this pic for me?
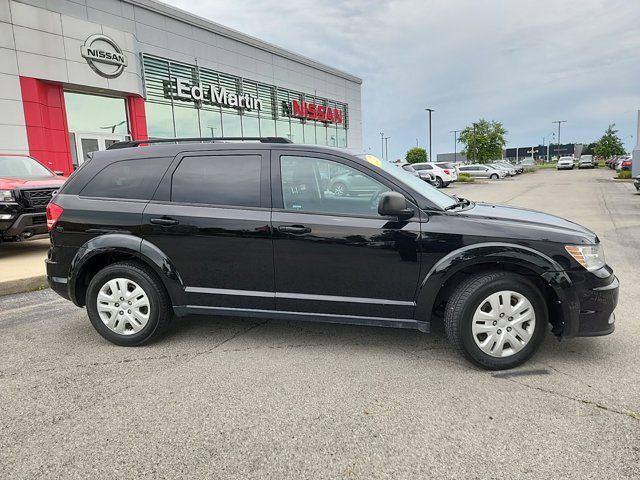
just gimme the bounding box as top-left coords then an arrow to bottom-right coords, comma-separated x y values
166,0 -> 640,160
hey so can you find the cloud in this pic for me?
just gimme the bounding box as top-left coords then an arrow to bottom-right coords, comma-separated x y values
165,0 -> 640,158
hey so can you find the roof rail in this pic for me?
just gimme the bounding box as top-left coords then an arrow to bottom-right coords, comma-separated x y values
106,136 -> 293,150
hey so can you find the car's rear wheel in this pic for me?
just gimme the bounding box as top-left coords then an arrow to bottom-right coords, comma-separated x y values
86,261 -> 172,346
444,271 -> 547,370
435,176 -> 444,188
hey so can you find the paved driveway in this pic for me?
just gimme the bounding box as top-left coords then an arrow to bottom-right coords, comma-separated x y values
1,168 -> 638,479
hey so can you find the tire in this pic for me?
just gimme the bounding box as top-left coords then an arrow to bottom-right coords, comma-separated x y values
86,261 -> 172,346
490,174 -> 499,180
442,182 -> 450,188
435,176 -> 444,188
444,271 -> 547,370
332,182 -> 348,196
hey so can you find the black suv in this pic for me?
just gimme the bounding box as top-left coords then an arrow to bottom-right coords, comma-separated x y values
46,138 -> 618,369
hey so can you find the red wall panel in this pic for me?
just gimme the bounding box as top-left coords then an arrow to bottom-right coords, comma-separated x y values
127,95 -> 148,141
19,77 -> 73,175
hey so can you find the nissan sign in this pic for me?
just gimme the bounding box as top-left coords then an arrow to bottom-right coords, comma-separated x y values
81,34 -> 127,79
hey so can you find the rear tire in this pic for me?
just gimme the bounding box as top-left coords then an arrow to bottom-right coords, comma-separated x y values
86,261 -> 172,346
435,177 -> 444,188
444,271 -> 547,370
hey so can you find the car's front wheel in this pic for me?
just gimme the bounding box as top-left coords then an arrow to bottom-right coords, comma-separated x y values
86,261 -> 172,346
444,271 -> 547,370
490,174 -> 499,180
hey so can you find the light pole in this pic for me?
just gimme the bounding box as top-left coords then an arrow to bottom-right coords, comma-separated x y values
450,130 -> 460,163
425,108 -> 435,161
552,120 -> 567,159
384,136 -> 390,161
380,132 -> 384,158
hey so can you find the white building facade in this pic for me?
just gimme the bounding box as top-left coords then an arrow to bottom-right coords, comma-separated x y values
0,0 -> 362,174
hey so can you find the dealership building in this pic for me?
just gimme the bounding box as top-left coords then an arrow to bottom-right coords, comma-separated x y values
0,0 -> 363,175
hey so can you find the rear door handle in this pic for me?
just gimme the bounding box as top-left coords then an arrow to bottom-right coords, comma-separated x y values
278,225 -> 311,235
150,217 -> 179,226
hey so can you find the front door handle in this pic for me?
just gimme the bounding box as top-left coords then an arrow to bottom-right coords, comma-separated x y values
150,217 -> 179,226
278,225 -> 311,235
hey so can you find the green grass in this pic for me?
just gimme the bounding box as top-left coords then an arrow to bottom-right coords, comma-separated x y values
457,173 -> 475,183
523,166 -> 538,173
617,170 -> 632,179
536,163 -> 556,169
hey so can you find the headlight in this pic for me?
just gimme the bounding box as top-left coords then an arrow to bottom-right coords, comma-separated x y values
565,244 -> 606,271
0,190 -> 14,202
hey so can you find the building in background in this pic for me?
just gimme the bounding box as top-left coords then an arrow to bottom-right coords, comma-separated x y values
504,144 -> 580,162
436,152 -> 468,163
0,0 -> 362,174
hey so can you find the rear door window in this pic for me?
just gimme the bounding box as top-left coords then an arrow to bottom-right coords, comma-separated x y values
171,155 -> 261,208
80,158 -> 172,200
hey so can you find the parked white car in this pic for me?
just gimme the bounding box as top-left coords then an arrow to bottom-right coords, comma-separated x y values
557,156 -> 575,170
397,162 -> 435,185
458,164 -> 507,179
489,162 -> 516,177
412,162 -> 457,188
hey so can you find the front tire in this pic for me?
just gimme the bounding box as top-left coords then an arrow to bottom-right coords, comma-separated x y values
444,272 -> 547,370
490,174 -> 499,180
86,261 -> 172,346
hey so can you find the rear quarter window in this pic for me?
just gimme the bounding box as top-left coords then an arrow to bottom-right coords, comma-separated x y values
79,158 -> 172,200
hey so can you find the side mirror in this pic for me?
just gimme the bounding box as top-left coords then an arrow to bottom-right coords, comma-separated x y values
54,171 -> 64,176
378,191 -> 414,219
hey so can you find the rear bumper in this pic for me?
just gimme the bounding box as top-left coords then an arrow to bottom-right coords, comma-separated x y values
45,245 -> 77,301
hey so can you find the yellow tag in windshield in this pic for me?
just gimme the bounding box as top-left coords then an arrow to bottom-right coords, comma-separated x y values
364,154 -> 382,167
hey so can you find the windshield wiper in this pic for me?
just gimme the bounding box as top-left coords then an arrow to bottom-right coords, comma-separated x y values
444,196 -> 471,211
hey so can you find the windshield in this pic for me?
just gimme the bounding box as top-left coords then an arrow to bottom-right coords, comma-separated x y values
357,154 -> 457,209
0,156 -> 52,178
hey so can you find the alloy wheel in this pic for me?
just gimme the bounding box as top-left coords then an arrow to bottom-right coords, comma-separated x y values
96,278 -> 151,335
471,290 -> 536,358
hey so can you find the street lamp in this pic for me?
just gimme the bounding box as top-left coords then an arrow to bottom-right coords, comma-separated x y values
552,120 -> 567,159
380,132 -> 384,158
384,136 -> 390,162
425,108 -> 435,161
450,130 -> 460,163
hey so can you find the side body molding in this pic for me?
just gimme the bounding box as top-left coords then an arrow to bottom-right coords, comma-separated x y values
415,242 -> 578,335
69,234 -> 185,306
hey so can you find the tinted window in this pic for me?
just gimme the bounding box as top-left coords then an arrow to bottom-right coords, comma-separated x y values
414,164 -> 432,170
81,158 -> 171,200
435,163 -> 452,169
281,155 -> 389,217
171,155 -> 261,207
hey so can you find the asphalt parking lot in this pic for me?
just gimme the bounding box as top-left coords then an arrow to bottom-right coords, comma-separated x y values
1,168 -> 638,479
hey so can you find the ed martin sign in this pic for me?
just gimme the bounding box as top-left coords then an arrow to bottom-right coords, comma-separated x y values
282,100 -> 343,124
171,78 -> 262,111
81,34 -> 127,79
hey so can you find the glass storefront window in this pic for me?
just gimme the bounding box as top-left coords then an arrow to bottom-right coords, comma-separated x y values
276,120 -> 291,140
241,115 -> 260,137
200,109 -> 223,138
290,121 -> 304,144
316,125 -> 328,145
146,102 -> 175,138
337,127 -> 347,148
222,113 -> 242,137
65,92 -> 127,134
303,122 -> 315,144
174,107 -> 200,137
260,118 -> 276,137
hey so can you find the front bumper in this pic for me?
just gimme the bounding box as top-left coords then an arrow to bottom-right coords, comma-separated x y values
634,179 -> 639,191
548,266 -> 619,338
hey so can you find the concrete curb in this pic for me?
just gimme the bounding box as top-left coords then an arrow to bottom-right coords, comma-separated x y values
0,275 -> 48,296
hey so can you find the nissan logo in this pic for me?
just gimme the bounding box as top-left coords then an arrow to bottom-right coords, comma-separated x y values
80,34 -> 128,79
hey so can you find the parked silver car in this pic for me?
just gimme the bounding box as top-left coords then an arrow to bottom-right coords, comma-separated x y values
489,162 -> 516,177
458,164 -> 507,179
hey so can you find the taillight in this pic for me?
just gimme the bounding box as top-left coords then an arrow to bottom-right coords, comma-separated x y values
443,169 -> 450,175
46,202 -> 64,231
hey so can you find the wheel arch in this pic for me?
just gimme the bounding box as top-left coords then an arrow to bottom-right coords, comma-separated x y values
69,234 -> 185,307
416,243 -> 573,336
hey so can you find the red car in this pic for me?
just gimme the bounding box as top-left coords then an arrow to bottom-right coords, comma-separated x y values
0,154 -> 67,241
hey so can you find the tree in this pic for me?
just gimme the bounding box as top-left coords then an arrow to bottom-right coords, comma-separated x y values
593,124 -> 626,159
458,119 -> 507,163
406,147 -> 427,164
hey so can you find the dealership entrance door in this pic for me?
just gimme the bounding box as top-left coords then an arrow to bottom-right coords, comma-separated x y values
73,133 -> 129,165
64,91 -> 130,168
